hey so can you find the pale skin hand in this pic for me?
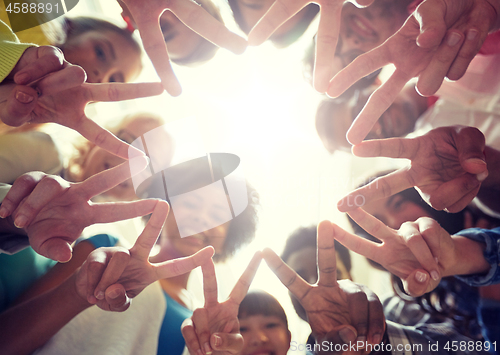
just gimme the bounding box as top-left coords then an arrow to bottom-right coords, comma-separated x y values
0,157 -> 159,262
75,200 -> 215,311
335,208 -> 489,296
0,80 -> 163,159
338,126 -> 488,213
263,221 -> 385,349
247,0 -> 374,93
120,0 -> 247,96
327,0 -> 499,145
181,253 -> 262,355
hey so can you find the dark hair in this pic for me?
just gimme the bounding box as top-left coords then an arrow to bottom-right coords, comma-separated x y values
170,0 -> 223,66
140,153 -> 259,262
228,0 -> 319,48
281,225 -> 351,272
238,291 -> 288,328
59,16 -> 141,56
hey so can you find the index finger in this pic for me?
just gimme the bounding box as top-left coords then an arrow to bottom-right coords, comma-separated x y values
327,45 -> 389,98
76,156 -> 149,200
247,0 -> 308,46
202,258 -> 219,307
130,200 -> 169,259
262,248 -> 310,301
316,221 -> 338,287
337,169 -> 414,212
346,70 -> 410,145
70,116 -> 142,159
313,0 -> 343,93
351,136 -> 419,159
229,251 -> 262,304
169,0 -> 247,54
134,14 -> 181,96
83,82 -> 164,102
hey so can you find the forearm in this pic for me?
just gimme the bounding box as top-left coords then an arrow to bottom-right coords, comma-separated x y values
0,273 -> 91,355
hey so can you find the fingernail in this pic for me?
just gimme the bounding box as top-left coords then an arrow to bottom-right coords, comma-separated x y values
477,171 -> 488,182
108,289 -> 120,299
431,270 -> 440,281
372,333 -> 381,345
16,91 -> 34,104
0,206 -> 8,218
96,291 -> 105,300
213,335 -> 221,347
339,328 -> 357,343
14,215 -> 28,228
467,29 -> 478,41
415,271 -> 428,283
204,342 -> 212,355
15,72 -> 29,84
447,32 -> 461,46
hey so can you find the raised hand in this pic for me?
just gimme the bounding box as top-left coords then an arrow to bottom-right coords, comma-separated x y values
327,0 -> 499,144
0,157 -> 159,262
120,0 -> 247,96
334,208 -> 489,297
181,252 -> 262,355
75,201 -> 215,311
338,126 -> 488,213
263,221 -> 385,349
247,0 -> 374,93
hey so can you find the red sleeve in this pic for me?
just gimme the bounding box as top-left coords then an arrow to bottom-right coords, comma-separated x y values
479,31 -> 500,55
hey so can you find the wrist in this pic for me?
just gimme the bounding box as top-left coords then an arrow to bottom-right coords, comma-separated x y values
447,235 -> 490,276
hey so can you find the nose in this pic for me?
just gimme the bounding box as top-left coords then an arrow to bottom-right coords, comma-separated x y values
90,69 -> 102,83
250,329 -> 269,345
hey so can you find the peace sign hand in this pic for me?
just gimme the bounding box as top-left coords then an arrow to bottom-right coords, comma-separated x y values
0,157 -> 158,262
182,252 -> 262,355
263,221 -> 385,351
121,0 -> 247,96
75,201 -> 215,311
338,126 -> 488,213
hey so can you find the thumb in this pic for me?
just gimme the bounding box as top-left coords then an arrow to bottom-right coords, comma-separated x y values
456,127 -> 487,177
404,269 -> 434,297
39,238 -> 73,262
414,1 -> 448,48
210,333 -> 243,354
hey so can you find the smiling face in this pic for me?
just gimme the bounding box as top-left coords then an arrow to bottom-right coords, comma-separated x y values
160,184 -> 232,258
331,0 -> 409,74
160,11 -> 206,62
239,315 -> 291,355
62,29 -> 142,83
361,193 -> 431,229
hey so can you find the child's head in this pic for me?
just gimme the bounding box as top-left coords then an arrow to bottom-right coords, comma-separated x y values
161,0 -> 223,66
59,16 -> 142,83
238,291 -> 291,355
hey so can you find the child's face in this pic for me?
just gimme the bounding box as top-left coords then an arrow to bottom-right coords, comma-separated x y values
63,30 -> 141,83
160,11 -> 205,61
239,315 -> 291,355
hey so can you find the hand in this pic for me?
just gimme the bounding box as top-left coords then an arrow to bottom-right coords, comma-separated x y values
338,209 -> 453,296
263,221 -> 385,350
120,0 -> 247,96
0,81 -> 163,159
247,0 -> 374,93
0,157 -> 158,262
181,252 -> 262,355
327,0 -> 499,144
338,126 -> 488,213
75,201 -> 215,311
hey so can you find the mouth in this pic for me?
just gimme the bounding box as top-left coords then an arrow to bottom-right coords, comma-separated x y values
348,14 -> 377,39
248,350 -> 275,355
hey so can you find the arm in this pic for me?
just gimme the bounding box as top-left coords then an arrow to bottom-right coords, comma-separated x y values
476,145 -> 500,214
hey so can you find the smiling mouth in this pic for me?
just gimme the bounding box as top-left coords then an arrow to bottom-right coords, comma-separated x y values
349,14 -> 377,39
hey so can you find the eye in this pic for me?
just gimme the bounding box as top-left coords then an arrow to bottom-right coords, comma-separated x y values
95,45 -> 106,62
389,195 -> 405,211
265,322 -> 280,329
239,326 -> 248,333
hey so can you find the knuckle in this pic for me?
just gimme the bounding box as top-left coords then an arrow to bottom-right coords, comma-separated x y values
107,86 -> 121,101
